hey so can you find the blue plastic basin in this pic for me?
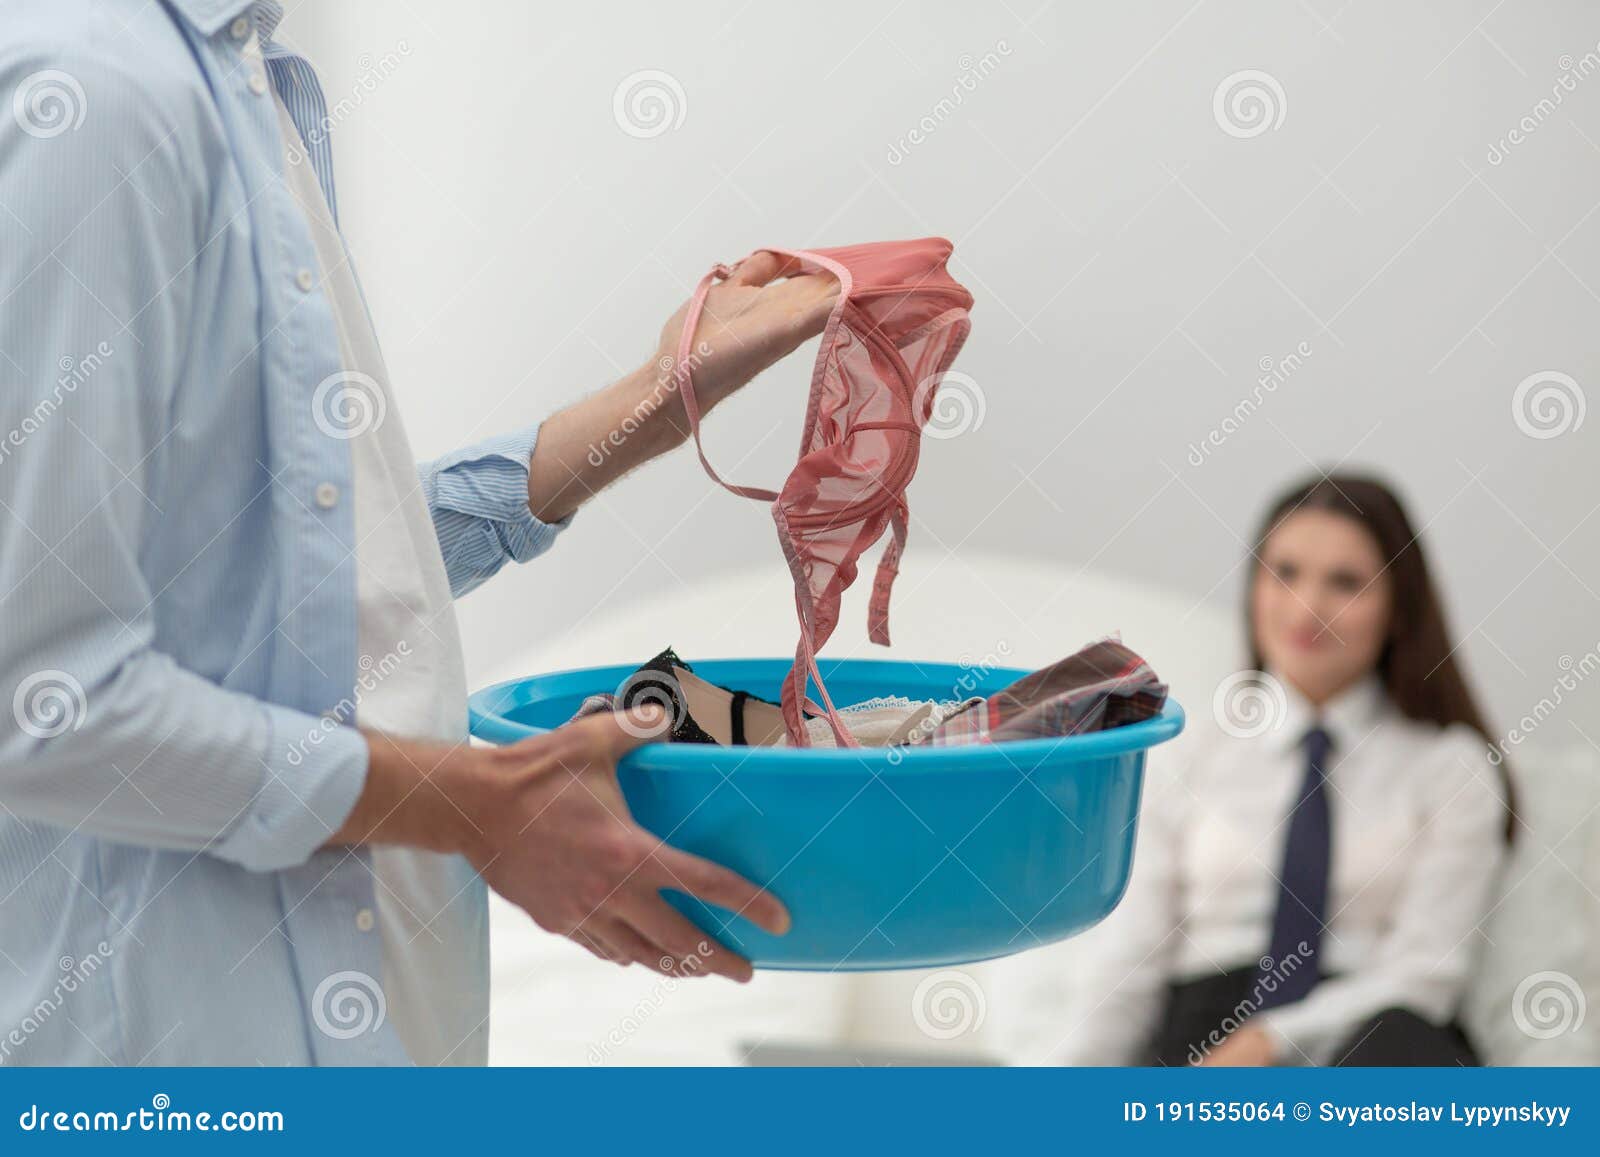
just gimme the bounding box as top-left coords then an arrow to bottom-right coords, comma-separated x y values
468,657 -> 1183,971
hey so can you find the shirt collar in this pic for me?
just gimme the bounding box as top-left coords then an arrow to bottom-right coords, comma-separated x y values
1263,671 -> 1387,755
167,0 -> 284,44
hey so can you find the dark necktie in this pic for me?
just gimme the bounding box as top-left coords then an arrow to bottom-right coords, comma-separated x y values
1255,725 -> 1333,1010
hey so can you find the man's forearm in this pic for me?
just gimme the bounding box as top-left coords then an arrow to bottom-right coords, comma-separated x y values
326,711 -> 785,980
524,259 -> 837,524
327,731 -> 486,858
526,361 -> 690,524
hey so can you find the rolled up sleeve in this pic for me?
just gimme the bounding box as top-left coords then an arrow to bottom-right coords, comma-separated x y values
419,422 -> 571,597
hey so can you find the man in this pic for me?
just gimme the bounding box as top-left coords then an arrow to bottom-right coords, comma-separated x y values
0,0 -> 833,1065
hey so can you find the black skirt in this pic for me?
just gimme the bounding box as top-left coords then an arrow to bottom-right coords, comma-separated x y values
1142,965 -> 1480,1067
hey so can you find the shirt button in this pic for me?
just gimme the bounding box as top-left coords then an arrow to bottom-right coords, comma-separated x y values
248,72 -> 268,96
295,268 -> 315,292
314,482 -> 339,509
230,15 -> 250,40
354,908 -> 375,933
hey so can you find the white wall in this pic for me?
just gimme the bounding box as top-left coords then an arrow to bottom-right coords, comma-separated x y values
282,0 -> 1600,783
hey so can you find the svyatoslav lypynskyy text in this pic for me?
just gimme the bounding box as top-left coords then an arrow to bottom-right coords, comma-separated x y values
1321,1102 -> 1571,1128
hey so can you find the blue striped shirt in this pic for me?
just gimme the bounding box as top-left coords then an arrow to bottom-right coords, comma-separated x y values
0,0 -> 564,1064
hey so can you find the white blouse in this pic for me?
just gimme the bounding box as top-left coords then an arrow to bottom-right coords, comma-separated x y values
1046,675 -> 1507,1065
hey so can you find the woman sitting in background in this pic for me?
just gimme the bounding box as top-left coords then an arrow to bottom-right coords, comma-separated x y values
1051,473 -> 1511,1067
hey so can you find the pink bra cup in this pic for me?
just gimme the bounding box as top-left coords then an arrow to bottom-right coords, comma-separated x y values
674,238 -> 974,747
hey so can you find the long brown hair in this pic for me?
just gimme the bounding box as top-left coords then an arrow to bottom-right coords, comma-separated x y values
1246,474 -> 1516,840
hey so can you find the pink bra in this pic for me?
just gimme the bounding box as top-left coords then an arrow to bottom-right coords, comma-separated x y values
675,238 -> 974,746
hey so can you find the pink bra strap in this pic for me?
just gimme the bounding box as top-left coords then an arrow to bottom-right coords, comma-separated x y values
867,506 -> 908,647
676,265 -> 781,504
788,632 -> 858,748
772,518 -> 859,748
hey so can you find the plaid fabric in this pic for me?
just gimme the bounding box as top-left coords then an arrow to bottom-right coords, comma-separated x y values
573,692 -> 618,719
911,636 -> 1167,747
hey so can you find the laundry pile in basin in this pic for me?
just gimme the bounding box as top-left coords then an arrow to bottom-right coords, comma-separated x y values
568,637 -> 1167,749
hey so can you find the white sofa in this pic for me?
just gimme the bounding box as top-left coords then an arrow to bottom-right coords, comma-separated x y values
478,556 -> 1600,1065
